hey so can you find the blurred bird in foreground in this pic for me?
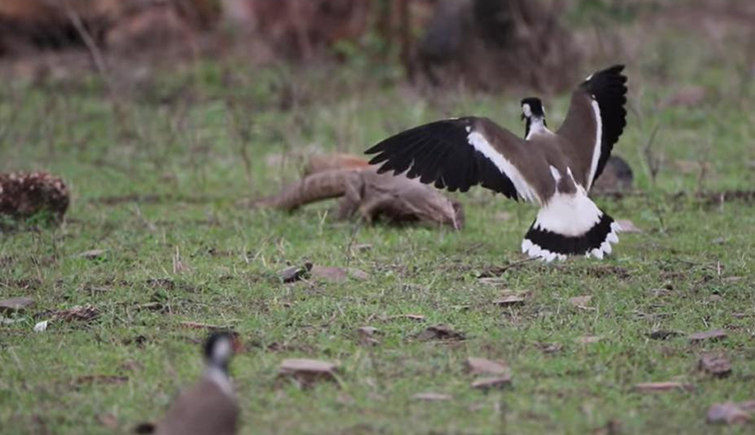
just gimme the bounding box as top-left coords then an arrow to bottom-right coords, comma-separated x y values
152,332 -> 239,435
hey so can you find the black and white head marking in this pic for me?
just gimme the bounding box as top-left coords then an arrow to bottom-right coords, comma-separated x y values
203,332 -> 235,396
520,97 -> 549,139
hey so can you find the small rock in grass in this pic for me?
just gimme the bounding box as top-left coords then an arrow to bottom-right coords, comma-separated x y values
706,402 -> 751,425
471,375 -> 512,391
698,354 -> 732,378
465,357 -> 508,375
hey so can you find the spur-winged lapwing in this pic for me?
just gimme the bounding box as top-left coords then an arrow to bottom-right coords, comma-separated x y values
366,65 -> 628,261
156,332 -> 239,435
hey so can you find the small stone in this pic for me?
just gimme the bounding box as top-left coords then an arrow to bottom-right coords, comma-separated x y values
471,375 -> 512,391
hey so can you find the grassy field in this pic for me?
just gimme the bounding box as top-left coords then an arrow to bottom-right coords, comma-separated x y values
1,19 -> 755,435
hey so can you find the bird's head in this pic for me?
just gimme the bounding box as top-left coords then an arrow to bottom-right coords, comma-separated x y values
204,331 -> 236,373
520,97 -> 546,122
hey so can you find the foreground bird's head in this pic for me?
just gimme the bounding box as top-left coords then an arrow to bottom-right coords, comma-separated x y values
204,331 -> 235,373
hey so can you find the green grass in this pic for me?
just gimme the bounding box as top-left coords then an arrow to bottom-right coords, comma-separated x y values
1,25 -> 755,435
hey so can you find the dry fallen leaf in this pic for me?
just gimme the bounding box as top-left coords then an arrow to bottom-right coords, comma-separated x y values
577,336 -> 602,344
0,296 -> 34,312
412,392 -> 452,401
279,358 -> 339,385
493,295 -> 526,307
616,219 -> 642,234
699,354 -> 732,378
357,326 -> 381,346
387,314 -> 425,322
539,343 -> 563,354
357,326 -> 380,337
569,295 -> 592,309
706,402 -> 751,425
647,330 -> 684,340
77,249 -> 106,259
478,277 -> 507,286
465,357 -> 508,375
53,305 -> 100,322
634,382 -> 694,393
278,262 -> 313,283
471,374 -> 512,391
415,324 -> 466,341
688,329 -> 727,342
72,375 -> 129,390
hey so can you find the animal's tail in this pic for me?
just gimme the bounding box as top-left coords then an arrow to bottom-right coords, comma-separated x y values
521,192 -> 620,262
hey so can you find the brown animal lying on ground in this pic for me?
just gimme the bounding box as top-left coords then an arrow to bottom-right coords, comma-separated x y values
257,154 -> 464,229
0,172 -> 69,225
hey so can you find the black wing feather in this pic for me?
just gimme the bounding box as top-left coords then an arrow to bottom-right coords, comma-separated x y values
366,118 -> 520,199
581,64 -> 628,183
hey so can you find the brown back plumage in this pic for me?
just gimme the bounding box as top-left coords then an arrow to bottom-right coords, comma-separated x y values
156,379 -> 239,435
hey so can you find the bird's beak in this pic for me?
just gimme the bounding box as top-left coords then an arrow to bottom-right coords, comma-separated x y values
520,113 -> 526,121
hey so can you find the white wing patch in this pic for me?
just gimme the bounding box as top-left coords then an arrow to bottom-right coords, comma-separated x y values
586,98 -> 603,189
467,131 -> 541,204
549,166 -> 561,183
